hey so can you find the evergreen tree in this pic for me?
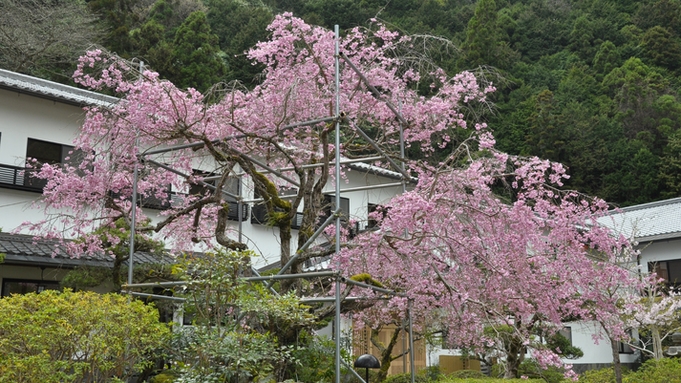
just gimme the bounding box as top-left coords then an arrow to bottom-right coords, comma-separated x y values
593,41 -> 621,78
171,11 -> 227,91
459,0 -> 516,70
641,26 -> 681,71
206,0 -> 272,85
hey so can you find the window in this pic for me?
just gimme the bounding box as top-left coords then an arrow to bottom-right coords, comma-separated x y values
367,203 -> 390,229
1,278 -> 60,297
189,173 -> 240,202
24,138 -> 83,189
250,187 -> 298,227
322,194 -> 350,223
649,260 -> 681,286
618,330 -> 634,354
558,327 -> 573,345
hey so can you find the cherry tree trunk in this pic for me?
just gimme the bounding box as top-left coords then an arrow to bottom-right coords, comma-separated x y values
651,325 -> 664,359
610,338 -> 623,383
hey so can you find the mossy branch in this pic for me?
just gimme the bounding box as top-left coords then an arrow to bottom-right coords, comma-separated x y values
350,273 -> 385,288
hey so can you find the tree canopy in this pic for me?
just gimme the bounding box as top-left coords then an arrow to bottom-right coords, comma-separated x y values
19,14 -> 659,380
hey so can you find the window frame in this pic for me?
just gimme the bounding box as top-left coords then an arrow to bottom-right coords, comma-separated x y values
649,259 -> 681,286
24,138 -> 83,190
1,278 -> 60,297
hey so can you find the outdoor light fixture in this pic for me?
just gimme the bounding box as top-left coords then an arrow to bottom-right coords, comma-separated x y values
354,354 -> 380,383
667,332 -> 681,357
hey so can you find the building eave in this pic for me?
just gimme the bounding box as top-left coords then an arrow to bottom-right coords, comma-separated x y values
0,69 -> 118,108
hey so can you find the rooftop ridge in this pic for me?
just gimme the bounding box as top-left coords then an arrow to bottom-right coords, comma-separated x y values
614,196 -> 681,213
0,68 -> 119,107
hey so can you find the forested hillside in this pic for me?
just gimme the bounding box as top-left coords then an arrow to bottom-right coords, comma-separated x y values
2,0 -> 679,206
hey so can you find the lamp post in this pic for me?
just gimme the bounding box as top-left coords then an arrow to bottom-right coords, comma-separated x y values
354,354 -> 381,383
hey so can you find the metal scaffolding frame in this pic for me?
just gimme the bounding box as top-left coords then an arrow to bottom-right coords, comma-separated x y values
123,25 -> 417,383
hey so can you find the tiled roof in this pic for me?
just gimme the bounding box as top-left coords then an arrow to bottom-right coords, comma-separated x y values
0,232 -> 174,268
0,69 -> 118,107
346,161 -> 408,181
599,197 -> 681,242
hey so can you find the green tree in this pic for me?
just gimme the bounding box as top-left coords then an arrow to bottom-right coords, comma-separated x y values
634,0 -> 681,36
526,90 -> 566,162
0,290 -> 169,383
459,0 -> 517,70
206,0 -> 273,85
77,218 -> 166,292
0,0 -> 103,82
171,11 -> 227,91
509,0 -> 572,62
569,15 -> 597,61
166,249 -> 317,382
641,26 -> 681,71
593,40 -> 621,78
660,129 -> 681,196
88,0 -> 137,56
602,57 -> 671,140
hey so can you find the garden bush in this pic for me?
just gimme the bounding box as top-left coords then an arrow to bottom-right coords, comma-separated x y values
0,290 -> 169,383
518,359 -> 567,383
577,358 -> 681,383
625,357 -> 681,383
438,377 -> 543,383
448,370 -> 488,379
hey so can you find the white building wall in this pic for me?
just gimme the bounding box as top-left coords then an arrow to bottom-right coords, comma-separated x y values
565,321 -> 639,367
638,239 -> 681,272
0,89 -> 84,234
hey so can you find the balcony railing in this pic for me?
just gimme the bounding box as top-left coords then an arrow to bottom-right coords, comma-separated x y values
251,204 -> 304,229
0,164 -> 44,192
136,191 -> 249,222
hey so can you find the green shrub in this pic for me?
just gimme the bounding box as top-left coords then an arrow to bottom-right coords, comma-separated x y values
0,290 -> 169,383
448,370 -> 489,379
151,373 -> 177,383
625,358 -> 681,383
518,359 -> 566,383
383,371 -> 430,383
288,335 -> 337,383
578,367 -> 619,383
578,359 -> 681,383
438,378 -> 543,383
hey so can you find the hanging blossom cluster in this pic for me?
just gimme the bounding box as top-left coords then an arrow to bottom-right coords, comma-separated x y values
336,148 -> 642,378
20,14 -> 492,256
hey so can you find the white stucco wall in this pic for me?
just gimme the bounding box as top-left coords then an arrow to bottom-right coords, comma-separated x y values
638,239 -> 681,271
0,89 -> 85,233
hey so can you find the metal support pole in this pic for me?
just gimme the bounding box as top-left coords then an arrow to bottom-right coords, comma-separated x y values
141,116 -> 337,157
237,151 -> 301,187
334,24 -> 342,383
252,156 -> 386,174
344,119 -> 414,183
128,140 -> 139,287
323,182 -> 404,194
266,207 -> 341,289
408,299 -> 415,383
339,52 -> 409,127
144,159 -> 240,200
341,277 -> 403,296
121,290 -> 186,302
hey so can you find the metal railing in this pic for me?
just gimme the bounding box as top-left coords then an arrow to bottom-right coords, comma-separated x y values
0,164 -> 44,192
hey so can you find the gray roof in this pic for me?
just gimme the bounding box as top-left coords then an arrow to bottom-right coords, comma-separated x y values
0,232 -> 174,268
346,161 -> 411,181
599,197 -> 681,242
0,69 -> 118,107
